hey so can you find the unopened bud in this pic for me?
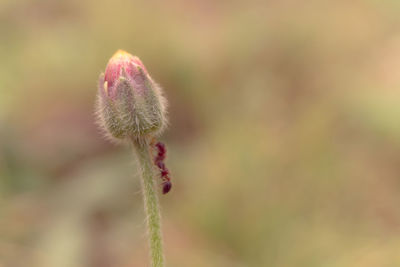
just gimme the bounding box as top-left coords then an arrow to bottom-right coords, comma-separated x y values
96,50 -> 167,139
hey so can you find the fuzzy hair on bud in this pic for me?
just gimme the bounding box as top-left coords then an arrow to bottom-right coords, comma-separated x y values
96,50 -> 167,140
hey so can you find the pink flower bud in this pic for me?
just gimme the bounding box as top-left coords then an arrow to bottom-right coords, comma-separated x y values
96,50 -> 167,140
104,50 -> 147,95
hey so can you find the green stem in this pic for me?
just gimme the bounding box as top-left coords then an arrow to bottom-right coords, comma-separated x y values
131,137 -> 165,267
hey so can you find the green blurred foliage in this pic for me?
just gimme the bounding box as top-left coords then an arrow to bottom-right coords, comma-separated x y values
1,0 -> 400,266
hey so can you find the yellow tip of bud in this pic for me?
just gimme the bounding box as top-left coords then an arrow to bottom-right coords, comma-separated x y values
112,49 -> 132,59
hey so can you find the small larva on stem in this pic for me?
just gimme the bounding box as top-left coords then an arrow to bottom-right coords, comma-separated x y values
152,141 -> 172,194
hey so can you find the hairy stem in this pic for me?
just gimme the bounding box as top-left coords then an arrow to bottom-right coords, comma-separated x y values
131,137 -> 165,267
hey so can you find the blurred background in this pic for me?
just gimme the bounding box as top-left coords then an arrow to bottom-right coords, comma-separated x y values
1,0 -> 400,266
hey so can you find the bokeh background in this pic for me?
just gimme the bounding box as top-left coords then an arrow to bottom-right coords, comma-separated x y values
1,0 -> 400,266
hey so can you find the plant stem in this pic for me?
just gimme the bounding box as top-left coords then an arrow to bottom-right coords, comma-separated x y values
131,137 -> 165,267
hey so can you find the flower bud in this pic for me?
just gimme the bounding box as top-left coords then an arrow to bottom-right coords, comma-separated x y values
96,50 -> 167,140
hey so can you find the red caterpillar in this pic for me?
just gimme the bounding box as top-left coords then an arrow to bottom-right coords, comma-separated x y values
153,141 -> 172,194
